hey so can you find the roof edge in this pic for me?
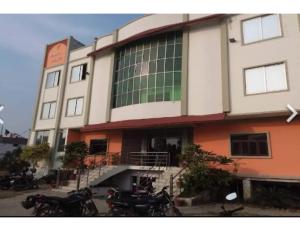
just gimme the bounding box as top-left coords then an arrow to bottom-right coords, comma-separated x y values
80,113 -> 225,132
87,14 -> 225,57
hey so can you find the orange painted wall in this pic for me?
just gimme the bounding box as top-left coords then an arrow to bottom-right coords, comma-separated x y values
66,130 -> 123,166
67,129 -> 81,144
79,131 -> 123,153
44,40 -> 68,68
194,117 -> 300,179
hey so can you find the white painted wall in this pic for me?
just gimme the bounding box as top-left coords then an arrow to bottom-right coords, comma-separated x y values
89,53 -> 113,124
69,45 -> 93,61
189,14 -> 213,20
60,58 -> 91,128
111,102 -> 181,122
35,65 -> 64,130
118,14 -> 184,41
228,14 -> 300,115
188,23 -> 223,116
96,34 -> 114,49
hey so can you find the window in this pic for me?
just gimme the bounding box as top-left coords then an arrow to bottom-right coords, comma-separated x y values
41,102 -> 56,119
46,71 -> 60,88
35,131 -> 49,145
66,97 -> 84,116
90,139 -> 107,154
70,64 -> 87,82
243,14 -> 281,44
57,129 -> 67,152
231,133 -> 269,156
112,31 -> 182,108
245,63 -> 287,95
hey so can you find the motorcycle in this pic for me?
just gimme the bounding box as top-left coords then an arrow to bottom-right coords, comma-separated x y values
219,192 -> 244,216
21,187 -> 98,216
0,176 -> 12,190
10,175 -> 39,190
106,186 -> 182,216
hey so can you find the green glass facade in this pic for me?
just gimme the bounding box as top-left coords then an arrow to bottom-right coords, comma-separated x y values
112,31 -> 182,108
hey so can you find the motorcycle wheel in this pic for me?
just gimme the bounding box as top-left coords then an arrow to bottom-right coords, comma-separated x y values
35,204 -> 64,217
107,208 -> 136,217
165,206 -> 183,216
82,201 -> 99,216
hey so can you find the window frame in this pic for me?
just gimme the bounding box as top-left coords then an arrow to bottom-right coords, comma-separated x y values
57,129 -> 67,152
66,97 -> 84,117
243,61 -> 289,96
241,14 -> 283,45
35,130 -> 50,145
112,31 -> 182,109
70,63 -> 88,83
89,139 -> 108,155
41,101 -> 57,120
229,132 -> 272,159
45,70 -> 60,89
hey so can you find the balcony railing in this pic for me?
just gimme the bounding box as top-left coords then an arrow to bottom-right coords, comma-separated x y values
84,152 -> 121,169
124,152 -> 170,167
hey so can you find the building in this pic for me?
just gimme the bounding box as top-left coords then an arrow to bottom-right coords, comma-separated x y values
0,136 -> 28,158
29,14 -> 300,197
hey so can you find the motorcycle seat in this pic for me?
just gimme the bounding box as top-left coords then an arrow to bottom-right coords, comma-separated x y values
41,195 -> 82,205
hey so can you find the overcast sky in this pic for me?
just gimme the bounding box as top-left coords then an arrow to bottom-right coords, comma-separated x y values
0,14 -> 141,137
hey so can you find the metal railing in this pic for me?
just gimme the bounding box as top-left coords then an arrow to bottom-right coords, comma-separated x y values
125,152 -> 170,167
169,165 -> 188,197
76,152 -> 120,189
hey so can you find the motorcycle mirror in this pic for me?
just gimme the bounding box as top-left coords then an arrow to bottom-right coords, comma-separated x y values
225,192 -> 237,201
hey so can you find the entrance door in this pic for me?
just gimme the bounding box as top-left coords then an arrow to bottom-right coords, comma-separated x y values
148,134 -> 182,166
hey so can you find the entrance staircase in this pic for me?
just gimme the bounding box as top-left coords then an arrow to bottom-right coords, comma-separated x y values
53,165 -> 127,193
53,151 -> 186,196
53,165 -> 186,195
153,167 -> 186,196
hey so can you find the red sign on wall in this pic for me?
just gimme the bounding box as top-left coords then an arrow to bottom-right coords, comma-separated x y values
44,39 -> 68,68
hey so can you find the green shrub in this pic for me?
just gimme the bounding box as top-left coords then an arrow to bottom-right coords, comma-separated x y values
61,141 -> 88,169
21,143 -> 50,167
179,144 -> 236,198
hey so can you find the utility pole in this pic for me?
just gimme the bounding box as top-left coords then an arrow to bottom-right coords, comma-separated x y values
0,104 -> 4,136
0,124 -> 3,137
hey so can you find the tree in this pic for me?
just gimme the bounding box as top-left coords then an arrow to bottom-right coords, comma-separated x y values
61,141 -> 89,190
0,147 -> 30,173
61,141 -> 89,169
21,143 -> 51,167
179,144 -> 236,198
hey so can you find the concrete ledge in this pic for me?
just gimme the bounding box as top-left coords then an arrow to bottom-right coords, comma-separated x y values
175,190 -> 210,207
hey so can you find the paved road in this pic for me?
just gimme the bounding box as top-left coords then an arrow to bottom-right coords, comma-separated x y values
0,189 -> 108,216
1,189 -> 300,216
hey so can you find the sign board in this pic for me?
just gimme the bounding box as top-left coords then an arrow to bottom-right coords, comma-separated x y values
44,39 -> 68,68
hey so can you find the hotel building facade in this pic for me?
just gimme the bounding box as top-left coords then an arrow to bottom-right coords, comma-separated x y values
29,14 -> 300,194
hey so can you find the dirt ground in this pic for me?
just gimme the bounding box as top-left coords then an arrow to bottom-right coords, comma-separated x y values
1,188 -> 300,216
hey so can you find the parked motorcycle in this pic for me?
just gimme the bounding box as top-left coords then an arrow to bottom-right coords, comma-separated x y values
0,176 -> 12,190
219,192 -> 244,216
10,175 -> 39,190
21,187 -> 98,216
106,186 -> 182,216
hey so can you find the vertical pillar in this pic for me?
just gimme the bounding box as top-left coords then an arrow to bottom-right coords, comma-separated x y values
220,17 -> 231,113
105,30 -> 118,122
243,178 -> 252,201
181,14 -> 189,116
84,37 -> 97,125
